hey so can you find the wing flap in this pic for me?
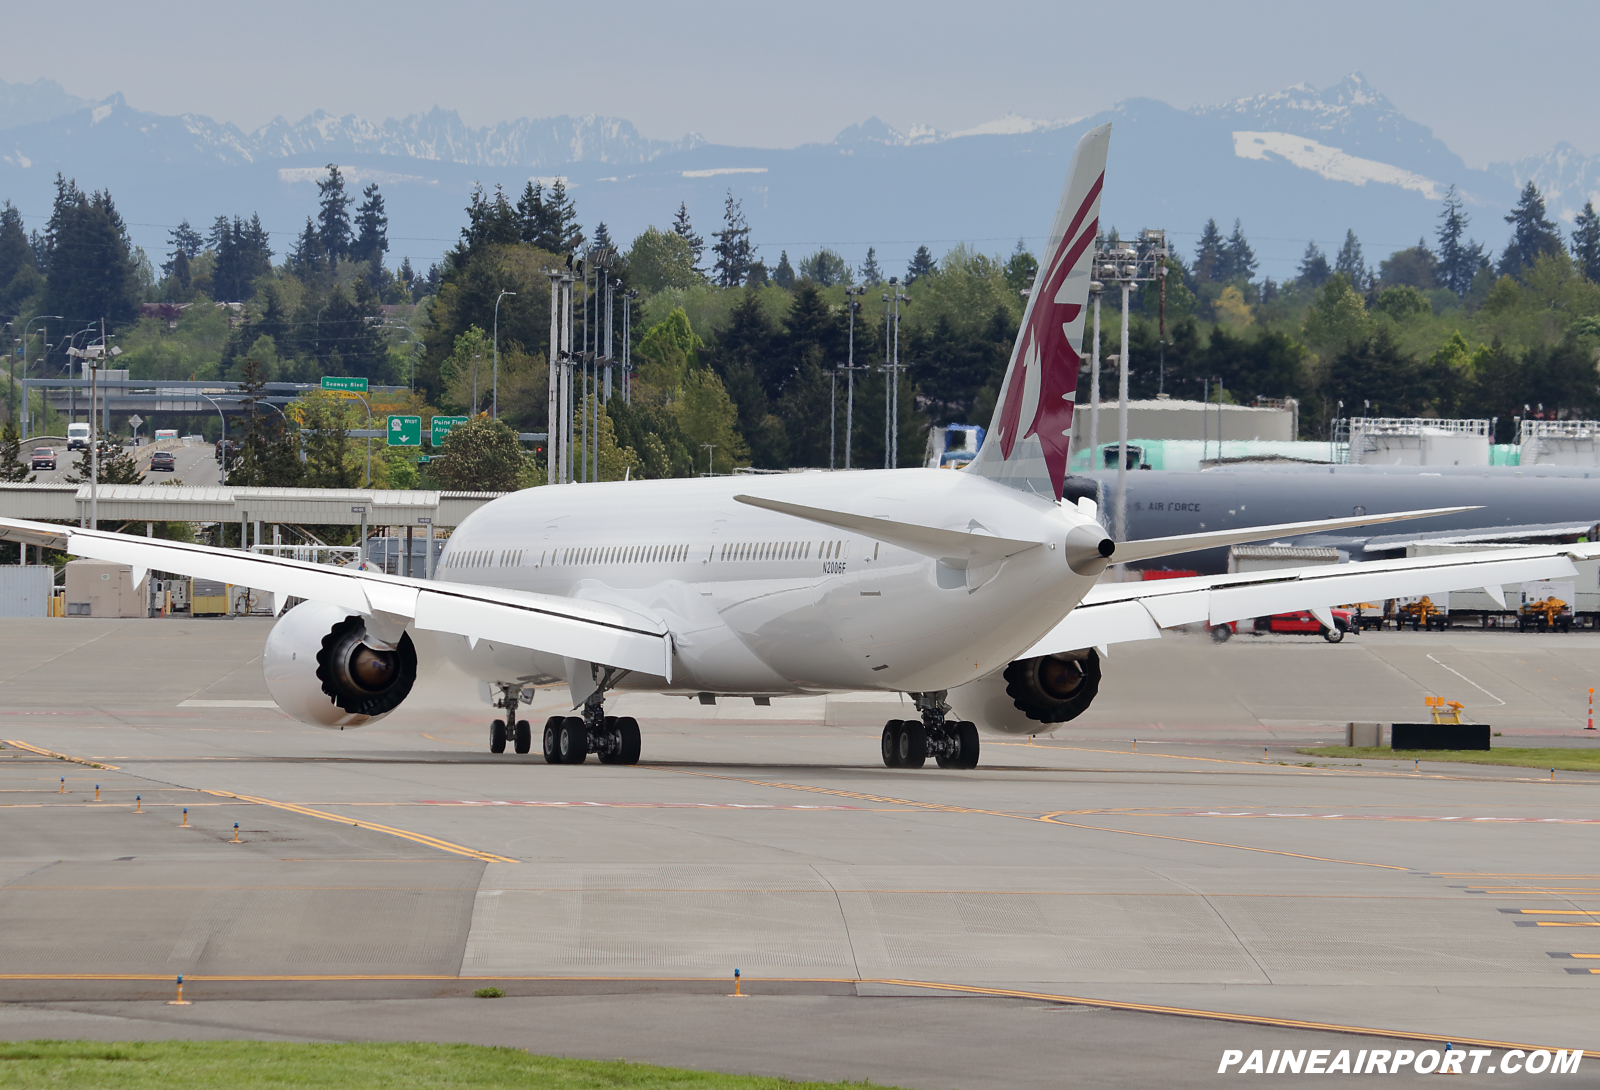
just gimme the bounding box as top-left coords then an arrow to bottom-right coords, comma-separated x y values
413,590 -> 671,680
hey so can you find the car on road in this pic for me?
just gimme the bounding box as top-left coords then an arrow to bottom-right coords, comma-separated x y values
149,451 -> 177,472
66,423 -> 91,451
29,448 -> 56,470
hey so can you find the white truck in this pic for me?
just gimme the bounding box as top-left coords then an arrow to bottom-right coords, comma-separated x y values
66,423 -> 90,451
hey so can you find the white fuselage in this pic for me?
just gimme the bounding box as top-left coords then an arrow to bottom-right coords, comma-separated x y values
434,468 -> 1100,697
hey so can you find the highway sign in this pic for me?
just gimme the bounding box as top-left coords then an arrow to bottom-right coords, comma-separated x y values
387,415 -> 422,446
321,376 -> 368,392
127,414 -> 143,430
430,415 -> 468,446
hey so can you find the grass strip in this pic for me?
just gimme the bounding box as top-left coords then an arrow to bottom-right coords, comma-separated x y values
1297,746 -> 1600,772
0,1041 -> 901,1090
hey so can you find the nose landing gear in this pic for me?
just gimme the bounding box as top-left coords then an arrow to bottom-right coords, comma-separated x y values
881,692 -> 980,769
487,683 -> 532,754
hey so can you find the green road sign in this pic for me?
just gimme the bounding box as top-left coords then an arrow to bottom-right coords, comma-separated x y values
321,376 -> 368,392
430,415 -> 468,446
387,415 -> 422,446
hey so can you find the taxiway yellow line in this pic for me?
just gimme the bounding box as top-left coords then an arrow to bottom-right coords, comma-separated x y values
198,789 -> 518,864
874,979 -> 1599,1058
1,740 -> 119,769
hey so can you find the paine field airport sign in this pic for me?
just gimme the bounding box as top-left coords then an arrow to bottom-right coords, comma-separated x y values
321,376 -> 368,393
387,415 -> 422,447
431,415 -> 468,446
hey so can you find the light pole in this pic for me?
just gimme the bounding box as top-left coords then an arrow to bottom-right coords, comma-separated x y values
843,287 -> 865,469
197,394 -> 229,486
623,289 -> 638,404
493,290 -> 515,420
881,280 -> 909,468
21,314 -> 65,439
1088,279 -> 1102,465
700,443 -> 715,477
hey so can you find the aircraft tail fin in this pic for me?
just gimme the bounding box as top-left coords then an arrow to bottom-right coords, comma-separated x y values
968,123 -> 1110,499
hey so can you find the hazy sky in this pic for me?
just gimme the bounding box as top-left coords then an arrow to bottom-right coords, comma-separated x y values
7,1 -> 1595,167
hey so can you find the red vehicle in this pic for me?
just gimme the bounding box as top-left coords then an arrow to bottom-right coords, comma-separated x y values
29,448 -> 56,471
1210,608 -> 1353,644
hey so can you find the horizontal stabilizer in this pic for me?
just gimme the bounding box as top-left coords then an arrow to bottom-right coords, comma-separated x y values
1113,506 -> 1479,565
733,494 -> 1040,565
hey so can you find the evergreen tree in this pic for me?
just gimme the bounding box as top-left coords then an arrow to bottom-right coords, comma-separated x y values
543,180 -> 583,253
65,439 -> 144,485
289,217 -> 326,279
162,219 -> 202,277
42,176 -> 140,329
1003,239 -> 1037,296
167,248 -> 191,297
0,201 -> 39,315
206,214 -> 231,252
316,164 -> 353,261
711,190 -> 754,288
799,248 -> 849,287
1378,238 -> 1438,290
859,246 -> 884,286
1193,218 -> 1225,282
1334,229 -> 1366,287
350,183 -> 389,270
672,201 -> 704,271
212,215 -> 274,301
773,250 -> 795,289
1499,181 -> 1564,277
458,183 -> 520,257
592,221 -> 614,253
1436,185 -> 1477,296
1572,200 -> 1600,283
1297,241 -> 1331,288
0,423 -> 34,483
515,181 -> 544,246
228,357 -> 302,486
1220,219 -> 1256,282
905,245 -> 936,285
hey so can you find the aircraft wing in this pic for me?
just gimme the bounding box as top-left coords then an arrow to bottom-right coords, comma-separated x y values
1025,542 -> 1598,657
0,516 -> 673,679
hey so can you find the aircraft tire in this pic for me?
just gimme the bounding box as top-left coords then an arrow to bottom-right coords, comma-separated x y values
490,719 -> 507,754
1210,625 -> 1232,643
560,717 -> 588,764
616,717 -> 642,764
1322,626 -> 1345,644
882,721 -> 904,768
542,717 -> 562,764
897,721 -> 927,769
955,721 -> 980,769
513,719 -> 532,754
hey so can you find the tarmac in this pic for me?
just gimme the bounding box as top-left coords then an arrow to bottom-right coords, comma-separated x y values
0,617 -> 1597,1087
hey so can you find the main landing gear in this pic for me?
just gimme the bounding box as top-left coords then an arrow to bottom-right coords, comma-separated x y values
881,691 -> 980,770
487,671 -> 641,766
539,688 -> 642,766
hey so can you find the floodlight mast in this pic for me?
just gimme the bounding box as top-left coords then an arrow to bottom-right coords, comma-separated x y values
1090,229 -> 1168,556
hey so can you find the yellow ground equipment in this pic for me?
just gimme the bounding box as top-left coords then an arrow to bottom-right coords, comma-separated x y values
1398,596 -> 1445,630
1425,696 -> 1464,724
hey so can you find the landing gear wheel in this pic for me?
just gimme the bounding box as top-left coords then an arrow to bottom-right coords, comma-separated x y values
954,721 -> 980,769
513,719 -> 532,754
1322,625 -> 1345,644
490,719 -> 507,754
615,717 -> 641,765
598,716 -> 623,764
1210,624 -> 1233,643
881,720 -> 904,768
559,717 -> 588,764
542,716 -> 562,764
896,720 -> 927,769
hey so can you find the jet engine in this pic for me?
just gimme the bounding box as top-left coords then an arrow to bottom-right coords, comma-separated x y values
947,649 -> 1101,735
263,601 -> 418,729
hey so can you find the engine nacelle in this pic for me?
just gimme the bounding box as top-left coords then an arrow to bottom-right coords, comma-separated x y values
263,601 -> 418,729
947,649 -> 1101,735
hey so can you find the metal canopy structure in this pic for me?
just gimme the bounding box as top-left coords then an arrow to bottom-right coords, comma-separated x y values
0,484 -> 505,527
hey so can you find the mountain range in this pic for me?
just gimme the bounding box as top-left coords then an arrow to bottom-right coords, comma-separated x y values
0,74 -> 1591,284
